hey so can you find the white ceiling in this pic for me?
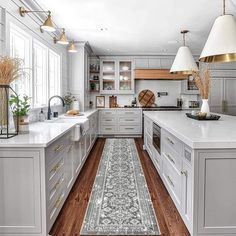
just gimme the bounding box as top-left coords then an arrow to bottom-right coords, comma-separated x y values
36,0 -> 236,56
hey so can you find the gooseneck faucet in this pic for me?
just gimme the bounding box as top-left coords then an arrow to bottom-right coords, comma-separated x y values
47,95 -> 65,120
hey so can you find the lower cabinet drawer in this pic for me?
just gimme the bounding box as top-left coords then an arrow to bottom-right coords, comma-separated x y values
118,125 -> 141,134
145,133 -> 153,158
118,116 -> 141,124
162,143 -> 182,172
100,117 -> 116,124
100,125 -> 116,134
117,110 -> 141,116
162,158 -> 182,208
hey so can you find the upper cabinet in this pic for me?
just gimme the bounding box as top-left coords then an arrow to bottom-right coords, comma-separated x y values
134,57 -> 174,69
100,59 -> 134,94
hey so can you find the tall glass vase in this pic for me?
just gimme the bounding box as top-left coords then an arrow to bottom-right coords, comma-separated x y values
0,85 -> 19,138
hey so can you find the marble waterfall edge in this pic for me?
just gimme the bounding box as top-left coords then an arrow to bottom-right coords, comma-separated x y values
80,139 -> 160,235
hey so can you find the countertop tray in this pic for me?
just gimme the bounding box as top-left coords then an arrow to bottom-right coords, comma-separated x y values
186,113 -> 221,120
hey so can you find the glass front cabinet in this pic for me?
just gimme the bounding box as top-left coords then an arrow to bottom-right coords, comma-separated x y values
100,59 -> 134,94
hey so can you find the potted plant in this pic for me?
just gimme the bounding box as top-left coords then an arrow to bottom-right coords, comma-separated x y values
9,94 -> 31,133
63,92 -> 76,111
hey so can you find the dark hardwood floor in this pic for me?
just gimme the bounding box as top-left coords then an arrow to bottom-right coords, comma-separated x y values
50,138 -> 190,236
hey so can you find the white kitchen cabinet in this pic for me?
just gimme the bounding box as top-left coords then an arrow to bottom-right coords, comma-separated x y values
0,150 -> 42,235
100,58 -> 134,94
65,140 -> 74,192
135,58 -> 149,68
209,78 -> 224,107
209,78 -> 236,115
181,160 -> 192,231
99,108 -> 142,136
134,57 -> 174,69
0,111 -> 99,236
69,42 -> 92,111
224,78 -> 236,106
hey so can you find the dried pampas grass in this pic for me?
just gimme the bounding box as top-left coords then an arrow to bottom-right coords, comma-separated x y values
193,67 -> 211,99
0,57 -> 25,127
0,56 -> 24,85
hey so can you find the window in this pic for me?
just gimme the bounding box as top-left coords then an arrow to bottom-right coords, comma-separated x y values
49,50 -> 61,98
10,23 -> 31,96
9,23 -> 61,108
33,40 -> 48,107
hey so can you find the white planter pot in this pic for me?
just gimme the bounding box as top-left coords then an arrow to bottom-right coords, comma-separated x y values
201,99 -> 210,117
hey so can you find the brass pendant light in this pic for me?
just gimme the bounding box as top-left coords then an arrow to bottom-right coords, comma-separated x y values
41,11 -> 55,32
199,0 -> 236,63
56,28 -> 69,45
68,41 -> 78,53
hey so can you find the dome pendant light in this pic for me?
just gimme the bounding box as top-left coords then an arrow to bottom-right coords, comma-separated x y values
199,0 -> 236,63
68,41 -> 78,53
57,28 -> 69,45
170,30 -> 198,75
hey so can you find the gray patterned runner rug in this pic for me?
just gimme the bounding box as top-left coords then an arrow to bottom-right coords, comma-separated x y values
80,139 -> 160,235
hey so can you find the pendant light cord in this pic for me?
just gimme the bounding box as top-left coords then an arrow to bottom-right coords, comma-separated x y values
183,33 -> 186,46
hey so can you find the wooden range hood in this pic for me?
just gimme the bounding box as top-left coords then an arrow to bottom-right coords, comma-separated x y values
134,69 -> 188,80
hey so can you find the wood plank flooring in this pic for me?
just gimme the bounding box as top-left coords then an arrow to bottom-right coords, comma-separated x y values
50,138 -> 190,236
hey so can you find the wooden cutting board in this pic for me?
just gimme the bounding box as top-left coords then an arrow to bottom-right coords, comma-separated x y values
138,89 -> 155,107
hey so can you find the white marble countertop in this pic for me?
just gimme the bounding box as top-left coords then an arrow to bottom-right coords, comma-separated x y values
0,109 -> 98,148
144,111 -> 236,149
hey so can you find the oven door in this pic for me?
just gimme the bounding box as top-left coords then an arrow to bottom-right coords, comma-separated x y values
153,123 -> 161,155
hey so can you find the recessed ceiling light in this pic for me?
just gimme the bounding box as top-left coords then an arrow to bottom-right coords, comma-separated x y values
100,27 -> 108,31
168,40 -> 179,44
106,48 -> 110,51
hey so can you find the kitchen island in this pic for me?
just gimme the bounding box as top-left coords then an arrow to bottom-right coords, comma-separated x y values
143,111 -> 236,236
0,110 -> 98,236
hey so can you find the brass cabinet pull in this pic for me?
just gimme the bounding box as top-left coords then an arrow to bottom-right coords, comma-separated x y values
54,144 -> 63,152
167,175 -> 174,187
125,119 -> 134,121
181,170 -> 188,177
55,194 -> 63,209
105,119 -> 112,121
68,144 -> 74,153
166,153 -> 175,164
125,128 -> 134,130
167,137 -> 175,145
52,160 -> 63,173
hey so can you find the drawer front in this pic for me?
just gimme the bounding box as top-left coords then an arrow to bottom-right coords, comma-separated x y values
100,125 -> 116,134
118,116 -> 141,124
162,143 -> 182,172
46,135 -> 68,165
145,134 -> 153,158
162,129 -> 182,156
144,116 -> 153,137
117,110 -> 141,116
162,158 -> 182,207
48,155 -> 64,184
152,146 -> 162,173
100,110 -> 117,116
48,172 -> 65,206
48,189 -> 65,228
100,116 -> 116,124
118,125 -> 141,134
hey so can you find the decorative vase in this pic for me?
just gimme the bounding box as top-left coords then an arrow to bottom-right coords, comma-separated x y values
14,115 -> 29,134
201,99 -> 210,117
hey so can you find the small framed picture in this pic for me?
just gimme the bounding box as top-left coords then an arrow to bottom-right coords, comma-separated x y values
96,96 -> 105,108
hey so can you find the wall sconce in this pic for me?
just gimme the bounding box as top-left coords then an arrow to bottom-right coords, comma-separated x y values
54,28 -> 69,45
68,41 -> 78,53
19,6 -> 56,32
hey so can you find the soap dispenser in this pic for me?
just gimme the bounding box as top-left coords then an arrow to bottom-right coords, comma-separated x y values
39,109 -> 45,122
